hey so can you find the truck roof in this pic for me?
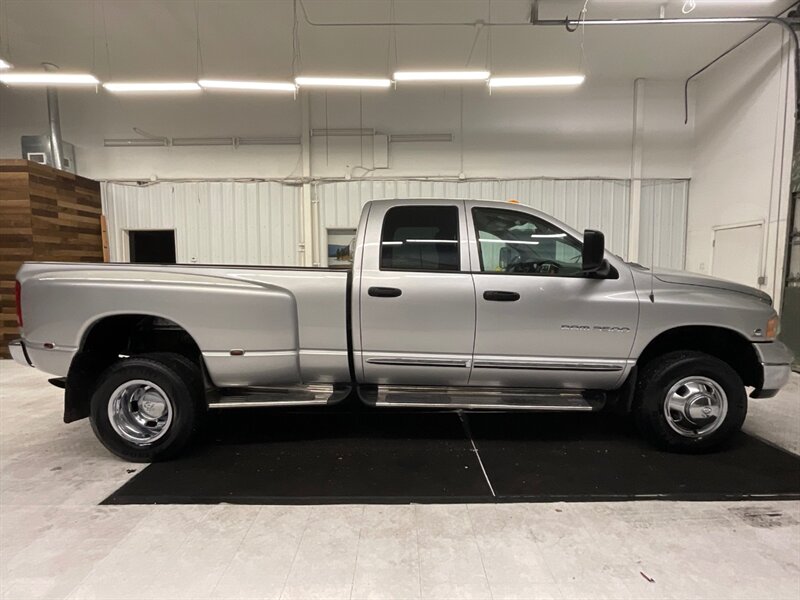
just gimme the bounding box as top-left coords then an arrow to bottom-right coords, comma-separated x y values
364,197 -> 515,206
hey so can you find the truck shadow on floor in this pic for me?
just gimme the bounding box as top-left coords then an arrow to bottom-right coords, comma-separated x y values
102,404 -> 800,505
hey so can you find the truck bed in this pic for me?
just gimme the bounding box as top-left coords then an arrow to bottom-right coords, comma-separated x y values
16,262 -> 351,386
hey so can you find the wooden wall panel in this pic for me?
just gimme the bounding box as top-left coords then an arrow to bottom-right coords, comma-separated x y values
0,160 -> 102,358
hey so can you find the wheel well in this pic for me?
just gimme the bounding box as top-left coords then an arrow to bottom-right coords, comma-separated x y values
636,326 -> 761,388
80,314 -> 202,360
64,315 -> 203,423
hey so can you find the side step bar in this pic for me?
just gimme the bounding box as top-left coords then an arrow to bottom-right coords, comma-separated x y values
362,385 -> 604,411
207,384 -> 349,409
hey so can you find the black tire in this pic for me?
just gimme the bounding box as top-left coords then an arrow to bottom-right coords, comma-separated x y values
634,351 -> 747,452
89,353 -> 205,462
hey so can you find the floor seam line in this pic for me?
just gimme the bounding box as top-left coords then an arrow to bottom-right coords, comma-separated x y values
58,504 -> 153,597
413,504 -> 423,600
278,508 -> 312,600
348,506 -> 366,600
465,503 -> 495,600
459,412 -> 496,498
208,505 -> 262,596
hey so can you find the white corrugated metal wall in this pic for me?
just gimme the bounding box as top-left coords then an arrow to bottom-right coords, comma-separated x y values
639,180 -> 690,269
316,179 -> 631,260
316,178 -> 688,268
102,181 -> 302,265
102,177 -> 688,269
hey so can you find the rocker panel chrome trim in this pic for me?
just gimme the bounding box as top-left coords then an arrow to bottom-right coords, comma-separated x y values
207,383 -> 336,408
472,357 -> 628,372
365,356 -> 471,368
370,385 -> 601,411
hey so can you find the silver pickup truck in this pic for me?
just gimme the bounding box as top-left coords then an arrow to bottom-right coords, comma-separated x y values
10,198 -> 794,461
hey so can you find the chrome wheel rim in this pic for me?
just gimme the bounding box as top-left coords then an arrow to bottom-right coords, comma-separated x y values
108,380 -> 173,445
663,376 -> 728,438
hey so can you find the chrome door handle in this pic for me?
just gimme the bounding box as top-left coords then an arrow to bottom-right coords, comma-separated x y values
368,286 -> 402,298
483,290 -> 520,302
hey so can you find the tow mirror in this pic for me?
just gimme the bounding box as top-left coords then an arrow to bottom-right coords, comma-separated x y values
582,229 -> 608,275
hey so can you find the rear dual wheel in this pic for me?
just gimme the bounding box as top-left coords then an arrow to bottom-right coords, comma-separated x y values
90,353 -> 204,462
634,351 -> 748,452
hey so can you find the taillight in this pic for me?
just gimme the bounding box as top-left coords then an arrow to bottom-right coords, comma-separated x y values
15,280 -> 22,328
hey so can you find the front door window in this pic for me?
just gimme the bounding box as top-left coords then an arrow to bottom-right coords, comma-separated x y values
472,207 -> 583,276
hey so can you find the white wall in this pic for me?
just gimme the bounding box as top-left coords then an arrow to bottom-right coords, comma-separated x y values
103,176 -> 689,269
0,79 -> 693,181
103,181 -> 302,265
688,26 -> 795,307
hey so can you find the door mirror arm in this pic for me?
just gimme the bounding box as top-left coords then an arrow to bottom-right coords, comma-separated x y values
582,259 -> 612,278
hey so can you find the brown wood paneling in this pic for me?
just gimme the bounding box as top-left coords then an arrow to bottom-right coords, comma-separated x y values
0,160 -> 102,358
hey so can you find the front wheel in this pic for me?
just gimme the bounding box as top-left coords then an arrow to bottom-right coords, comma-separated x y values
634,351 -> 747,452
90,353 -> 204,462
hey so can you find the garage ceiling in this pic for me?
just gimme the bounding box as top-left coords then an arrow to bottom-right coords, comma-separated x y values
1,0 -> 797,84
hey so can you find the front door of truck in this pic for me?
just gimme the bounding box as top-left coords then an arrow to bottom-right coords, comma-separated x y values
356,201 -> 476,385
467,202 -> 638,389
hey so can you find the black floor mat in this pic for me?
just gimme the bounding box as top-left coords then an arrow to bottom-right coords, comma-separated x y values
103,406 -> 800,505
104,409 -> 492,504
466,412 -> 800,502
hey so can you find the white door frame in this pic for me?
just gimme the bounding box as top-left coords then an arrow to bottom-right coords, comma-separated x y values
711,220 -> 765,286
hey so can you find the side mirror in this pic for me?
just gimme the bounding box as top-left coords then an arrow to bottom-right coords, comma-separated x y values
582,229 -> 608,275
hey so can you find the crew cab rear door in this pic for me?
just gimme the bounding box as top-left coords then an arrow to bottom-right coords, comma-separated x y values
466,201 -> 638,389
355,200 -> 476,385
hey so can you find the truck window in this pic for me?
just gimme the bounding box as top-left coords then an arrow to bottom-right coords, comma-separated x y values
380,206 -> 460,272
472,207 -> 584,276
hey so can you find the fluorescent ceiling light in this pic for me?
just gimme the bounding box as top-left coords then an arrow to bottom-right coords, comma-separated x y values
390,133 -> 453,143
0,59 -> 12,70
172,137 -> 234,146
199,79 -> 296,92
480,238 -> 539,245
238,136 -> 301,145
104,138 -> 168,147
489,75 -> 585,89
295,76 -> 391,88
311,128 -> 375,137
103,82 -> 201,92
393,70 -> 490,82
0,72 -> 98,85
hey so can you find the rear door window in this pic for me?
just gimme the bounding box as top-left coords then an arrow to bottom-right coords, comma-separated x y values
380,206 -> 460,272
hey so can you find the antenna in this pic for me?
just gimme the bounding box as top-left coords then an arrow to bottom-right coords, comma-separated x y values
649,185 -> 655,303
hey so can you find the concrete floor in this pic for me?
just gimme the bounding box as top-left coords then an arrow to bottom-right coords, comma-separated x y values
1,359 -> 798,600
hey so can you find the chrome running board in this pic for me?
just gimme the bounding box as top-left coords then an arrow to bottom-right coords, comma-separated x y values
207,384 -> 348,409
362,386 -> 604,411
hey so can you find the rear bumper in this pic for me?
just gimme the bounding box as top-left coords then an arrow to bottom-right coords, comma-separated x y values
8,339 -> 32,367
751,341 -> 794,399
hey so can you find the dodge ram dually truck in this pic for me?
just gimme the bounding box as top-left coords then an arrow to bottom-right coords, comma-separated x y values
10,198 -> 794,461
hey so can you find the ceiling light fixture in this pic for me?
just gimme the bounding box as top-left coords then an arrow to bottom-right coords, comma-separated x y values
0,72 -> 99,85
104,138 -> 169,147
311,128 -> 376,137
198,79 -> 296,92
238,136 -> 301,145
103,82 -> 201,93
389,133 -> 453,142
172,137 -> 234,146
0,59 -> 12,70
393,70 -> 490,82
488,75 -> 586,89
295,76 -> 392,88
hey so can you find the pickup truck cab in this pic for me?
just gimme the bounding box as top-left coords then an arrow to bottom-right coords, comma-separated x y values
10,198 -> 794,461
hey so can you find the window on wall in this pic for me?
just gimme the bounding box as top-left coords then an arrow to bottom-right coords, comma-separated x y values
129,230 -> 176,264
380,206 -> 460,272
327,229 -> 356,268
472,208 -> 583,276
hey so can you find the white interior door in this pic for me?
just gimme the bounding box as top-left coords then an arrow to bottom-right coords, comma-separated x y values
712,223 -> 763,288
